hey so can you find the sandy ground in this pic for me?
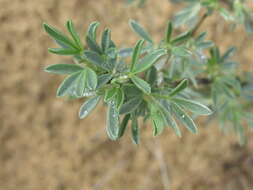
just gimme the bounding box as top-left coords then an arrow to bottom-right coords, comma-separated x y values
1,0 -> 253,189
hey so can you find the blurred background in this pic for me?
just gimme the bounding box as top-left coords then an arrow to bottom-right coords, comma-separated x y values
1,0 -> 253,189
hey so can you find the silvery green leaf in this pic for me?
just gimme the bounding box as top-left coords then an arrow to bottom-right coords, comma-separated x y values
104,88 -> 118,102
119,97 -> 142,114
45,64 -> 84,75
106,103 -> 120,140
131,115 -> 140,144
48,48 -> 80,55
172,97 -> 212,115
173,3 -> 201,27
85,67 -> 98,90
132,49 -> 166,74
79,96 -> 100,119
131,39 -> 145,71
86,35 -> 103,54
131,75 -> 151,94
171,102 -> 198,134
118,114 -> 131,138
97,74 -> 112,88
66,20 -> 82,49
159,100 -> 181,137
43,23 -> 78,49
169,79 -> 188,97
57,72 -> 81,97
101,28 -> 111,52
84,50 -> 108,71
171,46 -> 191,57
149,104 -> 165,136
87,21 -> 100,40
165,21 -> 173,43
115,88 -> 125,110
129,19 -> 153,43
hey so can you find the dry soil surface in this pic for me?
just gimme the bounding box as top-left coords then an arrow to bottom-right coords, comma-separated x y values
1,0 -> 253,190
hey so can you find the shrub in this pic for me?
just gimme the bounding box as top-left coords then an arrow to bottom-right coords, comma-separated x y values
43,0 -> 253,144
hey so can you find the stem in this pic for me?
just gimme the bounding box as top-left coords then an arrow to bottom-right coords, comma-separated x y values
191,12 -> 209,36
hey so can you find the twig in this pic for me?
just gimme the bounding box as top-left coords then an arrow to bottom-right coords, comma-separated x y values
191,12 -> 209,36
153,139 -> 171,190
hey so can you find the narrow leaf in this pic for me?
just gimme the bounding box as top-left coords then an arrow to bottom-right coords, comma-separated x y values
97,74 -> 112,88
131,75 -> 151,94
171,103 -> 198,134
131,39 -> 145,71
118,114 -> 131,138
45,64 -> 84,75
83,50 -> 108,70
85,67 -> 98,90
132,49 -> 165,74
48,48 -> 80,55
104,88 -> 118,102
172,97 -> 212,115
169,79 -> 188,97
66,20 -> 82,49
56,72 -> 81,97
106,103 -> 120,140
87,21 -> 100,40
119,97 -> 142,115
131,115 -> 140,144
129,19 -> 153,43
43,23 -> 77,49
79,96 -> 100,119
101,29 -> 111,52
86,35 -> 103,54
166,21 -> 173,43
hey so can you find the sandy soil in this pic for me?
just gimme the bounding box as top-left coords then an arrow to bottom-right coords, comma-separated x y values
1,0 -> 253,189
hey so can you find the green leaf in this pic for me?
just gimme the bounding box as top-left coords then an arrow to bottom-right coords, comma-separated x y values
131,115 -> 140,144
221,47 -> 236,63
172,98 -> 212,115
159,101 -> 181,137
43,23 -> 78,49
118,114 -> 131,138
149,104 -> 165,136
119,97 -> 142,115
131,75 -> 151,94
132,49 -> 165,74
129,19 -> 153,43
97,74 -> 112,88
171,31 -> 191,45
72,67 -> 97,97
106,103 -> 120,140
57,72 -> 81,97
165,21 -> 173,44
131,39 -> 145,71
171,46 -> 191,57
79,96 -> 100,119
171,103 -> 198,134
66,20 -> 82,49
45,64 -> 84,75
169,79 -> 188,97
146,66 -> 157,86
83,50 -> 108,71
86,35 -> 103,54
101,28 -> 111,52
104,88 -> 118,102
115,88 -> 125,110
84,67 -> 98,90
173,3 -> 201,28
87,21 -> 100,40
48,48 -> 80,55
